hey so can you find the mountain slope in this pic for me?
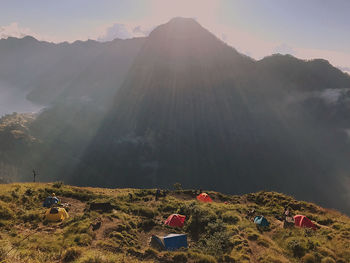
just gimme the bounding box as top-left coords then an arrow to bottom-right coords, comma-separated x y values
0,36 -> 145,106
73,18 -> 350,214
2,18 -> 350,214
0,183 -> 349,263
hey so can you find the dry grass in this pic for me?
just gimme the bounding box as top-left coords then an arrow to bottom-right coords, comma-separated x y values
0,183 -> 349,263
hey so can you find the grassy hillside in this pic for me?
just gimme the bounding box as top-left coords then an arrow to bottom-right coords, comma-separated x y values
0,183 -> 349,263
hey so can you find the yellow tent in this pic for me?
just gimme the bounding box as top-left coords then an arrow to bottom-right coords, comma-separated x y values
45,207 -> 69,222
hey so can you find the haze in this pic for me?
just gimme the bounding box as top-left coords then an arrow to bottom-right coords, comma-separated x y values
1,0 -> 350,73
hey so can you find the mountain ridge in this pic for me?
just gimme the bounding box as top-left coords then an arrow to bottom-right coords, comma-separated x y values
1,18 -> 350,214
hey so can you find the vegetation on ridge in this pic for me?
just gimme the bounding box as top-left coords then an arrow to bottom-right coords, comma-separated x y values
0,183 -> 349,263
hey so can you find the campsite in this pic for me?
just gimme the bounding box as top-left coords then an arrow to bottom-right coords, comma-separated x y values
0,182 -> 349,263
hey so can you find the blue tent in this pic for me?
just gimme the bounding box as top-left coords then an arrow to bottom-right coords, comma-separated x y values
151,234 -> 188,251
164,234 -> 188,250
254,216 -> 270,227
43,196 -> 60,208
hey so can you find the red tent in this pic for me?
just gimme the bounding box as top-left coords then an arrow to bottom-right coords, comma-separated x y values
164,214 -> 186,228
196,193 -> 213,203
294,215 -> 317,230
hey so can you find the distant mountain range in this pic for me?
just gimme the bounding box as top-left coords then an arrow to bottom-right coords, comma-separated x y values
1,18 -> 350,214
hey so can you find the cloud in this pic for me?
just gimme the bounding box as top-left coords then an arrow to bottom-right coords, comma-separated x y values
274,43 -> 296,55
97,23 -> 152,42
0,22 -> 63,42
0,22 -> 34,39
338,66 -> 350,75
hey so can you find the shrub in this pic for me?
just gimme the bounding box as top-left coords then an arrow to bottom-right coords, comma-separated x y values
138,218 -> 156,231
288,238 -> 306,258
219,255 -> 235,263
318,218 -> 334,226
189,252 -> 217,263
131,206 -> 155,218
258,255 -> 283,263
74,233 -> 92,246
62,247 -> 81,262
52,181 -> 64,188
25,188 -> 34,196
174,183 -> 183,190
257,237 -> 269,248
144,248 -> 158,259
221,211 -> 240,224
181,202 -> 217,239
81,255 -> 105,263
0,201 -> 14,220
21,211 -> 41,223
172,252 -> 188,263
0,247 -> 6,261
302,253 -> 316,263
199,230 -> 233,257
321,257 -> 335,263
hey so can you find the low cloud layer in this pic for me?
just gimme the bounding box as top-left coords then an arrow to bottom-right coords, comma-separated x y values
0,22 -> 34,39
338,66 -> 350,75
97,23 -> 152,42
274,43 -> 296,55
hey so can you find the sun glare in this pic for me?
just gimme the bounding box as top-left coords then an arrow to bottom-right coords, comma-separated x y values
149,0 -> 219,24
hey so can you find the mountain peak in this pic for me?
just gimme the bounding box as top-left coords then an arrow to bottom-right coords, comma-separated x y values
149,17 -> 207,39
167,17 -> 200,25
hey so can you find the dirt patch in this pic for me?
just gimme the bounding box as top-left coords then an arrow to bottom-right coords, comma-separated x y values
60,196 -> 86,215
91,216 -> 119,241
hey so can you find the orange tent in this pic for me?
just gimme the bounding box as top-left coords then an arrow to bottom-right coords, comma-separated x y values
164,214 -> 186,228
196,193 -> 213,203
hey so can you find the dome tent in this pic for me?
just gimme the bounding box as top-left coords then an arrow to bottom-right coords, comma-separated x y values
196,193 -> 212,203
294,215 -> 317,230
254,216 -> 270,227
151,234 -> 188,251
164,214 -> 186,228
45,207 -> 69,222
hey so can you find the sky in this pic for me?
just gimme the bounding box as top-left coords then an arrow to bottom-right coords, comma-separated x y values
1,0 -> 350,73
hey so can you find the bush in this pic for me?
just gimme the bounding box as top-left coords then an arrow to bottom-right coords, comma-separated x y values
181,202 -> 217,239
189,252 -> 217,263
0,201 -> 14,220
144,248 -> 158,259
25,188 -> 34,196
131,206 -> 155,218
74,233 -> 92,246
288,239 -> 306,258
172,252 -> 188,263
302,253 -> 316,263
138,219 -> 156,231
81,255 -> 105,263
321,257 -> 335,263
200,230 -> 233,257
52,181 -> 64,188
0,247 -> 6,261
174,183 -> 183,190
21,211 -> 41,223
62,247 -> 81,262
221,211 -> 240,224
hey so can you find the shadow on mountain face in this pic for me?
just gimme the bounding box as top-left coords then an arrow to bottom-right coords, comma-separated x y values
65,18 -> 350,214
2,18 -> 350,214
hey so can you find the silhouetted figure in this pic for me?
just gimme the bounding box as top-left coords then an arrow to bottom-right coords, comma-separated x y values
128,193 -> 133,201
32,169 -> 37,182
155,189 -> 161,201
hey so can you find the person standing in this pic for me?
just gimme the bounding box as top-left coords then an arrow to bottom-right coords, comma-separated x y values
32,169 -> 37,182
